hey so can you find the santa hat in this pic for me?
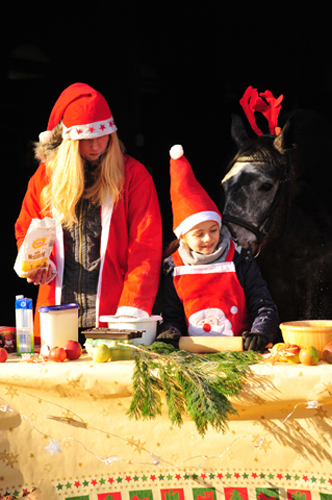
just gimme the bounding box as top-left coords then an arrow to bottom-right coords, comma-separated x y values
170,145 -> 222,238
39,82 -> 117,143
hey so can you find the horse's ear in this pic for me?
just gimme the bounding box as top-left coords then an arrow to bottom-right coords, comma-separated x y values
273,116 -> 296,154
231,113 -> 250,148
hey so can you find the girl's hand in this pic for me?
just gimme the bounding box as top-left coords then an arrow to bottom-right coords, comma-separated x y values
27,266 -> 53,285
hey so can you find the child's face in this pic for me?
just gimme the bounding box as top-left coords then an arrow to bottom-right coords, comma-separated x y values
181,220 -> 220,255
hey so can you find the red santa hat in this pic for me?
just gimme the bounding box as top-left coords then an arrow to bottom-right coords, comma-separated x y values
39,82 -> 117,143
170,145 -> 222,238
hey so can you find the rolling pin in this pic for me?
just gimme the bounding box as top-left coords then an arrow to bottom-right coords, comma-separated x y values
179,336 -> 243,353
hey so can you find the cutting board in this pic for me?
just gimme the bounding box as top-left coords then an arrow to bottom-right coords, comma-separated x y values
179,336 -> 243,353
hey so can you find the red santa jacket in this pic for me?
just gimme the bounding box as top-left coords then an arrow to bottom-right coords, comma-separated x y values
172,240 -> 250,337
15,155 -> 162,343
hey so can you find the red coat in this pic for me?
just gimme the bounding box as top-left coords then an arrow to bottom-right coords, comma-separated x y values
15,155 -> 162,344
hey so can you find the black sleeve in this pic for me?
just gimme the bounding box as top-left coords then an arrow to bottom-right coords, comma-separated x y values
158,265 -> 188,337
236,250 -> 279,344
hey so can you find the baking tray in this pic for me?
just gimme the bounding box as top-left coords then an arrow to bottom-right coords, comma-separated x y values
82,327 -> 144,340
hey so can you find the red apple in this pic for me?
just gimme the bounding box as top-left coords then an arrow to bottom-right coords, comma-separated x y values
49,346 -> 67,362
322,342 -> 332,363
63,340 -> 82,360
299,345 -> 319,366
0,348 -> 8,362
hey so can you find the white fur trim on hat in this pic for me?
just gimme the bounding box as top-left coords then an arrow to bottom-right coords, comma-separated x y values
170,144 -> 184,159
62,118 -> 117,140
39,130 -> 53,144
174,211 -> 222,238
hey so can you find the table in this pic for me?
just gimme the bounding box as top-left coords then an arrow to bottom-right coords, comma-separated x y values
1,353 -> 332,500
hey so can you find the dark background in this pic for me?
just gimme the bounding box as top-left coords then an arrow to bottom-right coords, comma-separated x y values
1,3 -> 332,326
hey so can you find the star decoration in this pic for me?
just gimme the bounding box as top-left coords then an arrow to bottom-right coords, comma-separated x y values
126,437 -> 146,453
315,406 -> 328,419
5,386 -> 19,398
67,376 -> 82,389
45,440 -> 62,456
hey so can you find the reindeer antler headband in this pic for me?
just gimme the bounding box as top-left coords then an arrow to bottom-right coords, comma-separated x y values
239,86 -> 283,136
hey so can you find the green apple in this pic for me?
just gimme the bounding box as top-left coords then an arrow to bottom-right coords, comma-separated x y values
91,344 -> 110,363
299,345 -> 319,366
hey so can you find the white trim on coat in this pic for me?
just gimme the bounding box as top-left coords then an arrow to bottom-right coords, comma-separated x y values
173,262 -> 236,276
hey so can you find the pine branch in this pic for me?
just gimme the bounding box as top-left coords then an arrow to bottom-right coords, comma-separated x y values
127,342 -> 260,437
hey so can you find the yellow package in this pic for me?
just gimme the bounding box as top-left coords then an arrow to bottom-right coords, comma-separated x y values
14,217 -> 56,278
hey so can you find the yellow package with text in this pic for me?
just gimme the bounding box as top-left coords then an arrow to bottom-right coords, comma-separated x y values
14,217 -> 56,278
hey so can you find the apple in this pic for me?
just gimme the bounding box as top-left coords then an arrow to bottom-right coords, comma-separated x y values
49,346 -> 67,362
0,348 -> 8,362
299,345 -> 320,366
63,340 -> 82,360
322,342 -> 332,363
91,344 -> 110,363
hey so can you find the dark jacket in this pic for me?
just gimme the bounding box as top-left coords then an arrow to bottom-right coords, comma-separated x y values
158,246 -> 279,345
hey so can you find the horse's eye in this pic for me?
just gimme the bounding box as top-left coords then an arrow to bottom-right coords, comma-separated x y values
259,182 -> 274,192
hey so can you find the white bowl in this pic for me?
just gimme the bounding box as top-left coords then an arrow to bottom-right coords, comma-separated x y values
99,315 -> 162,345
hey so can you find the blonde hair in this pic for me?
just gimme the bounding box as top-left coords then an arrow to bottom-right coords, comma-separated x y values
41,132 -> 125,228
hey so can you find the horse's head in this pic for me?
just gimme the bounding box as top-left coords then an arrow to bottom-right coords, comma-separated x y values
221,114 -> 294,255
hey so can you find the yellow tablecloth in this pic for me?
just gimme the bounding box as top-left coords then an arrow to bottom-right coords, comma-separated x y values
1,353 -> 332,500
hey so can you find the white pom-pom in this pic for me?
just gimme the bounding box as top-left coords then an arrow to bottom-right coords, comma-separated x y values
169,144 -> 184,159
38,130 -> 53,144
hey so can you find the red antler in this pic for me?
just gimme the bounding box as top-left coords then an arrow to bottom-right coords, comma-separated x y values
239,86 -> 283,136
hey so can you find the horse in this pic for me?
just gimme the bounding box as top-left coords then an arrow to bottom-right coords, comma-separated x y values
221,105 -> 332,328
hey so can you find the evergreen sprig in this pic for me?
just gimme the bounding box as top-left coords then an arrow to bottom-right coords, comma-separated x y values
127,342 -> 260,437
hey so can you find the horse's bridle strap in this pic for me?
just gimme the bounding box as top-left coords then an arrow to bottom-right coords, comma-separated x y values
223,178 -> 289,246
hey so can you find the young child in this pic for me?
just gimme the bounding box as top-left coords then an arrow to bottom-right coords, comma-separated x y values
157,145 -> 279,351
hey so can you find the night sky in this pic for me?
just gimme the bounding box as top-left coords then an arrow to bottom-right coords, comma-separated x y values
1,3 -> 331,325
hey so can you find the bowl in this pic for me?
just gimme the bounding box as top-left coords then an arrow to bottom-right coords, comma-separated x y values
99,315 -> 162,346
280,320 -> 332,357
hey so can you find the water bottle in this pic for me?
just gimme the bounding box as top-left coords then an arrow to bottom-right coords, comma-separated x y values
15,295 -> 34,355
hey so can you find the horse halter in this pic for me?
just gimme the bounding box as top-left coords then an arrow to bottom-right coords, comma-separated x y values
222,156 -> 289,255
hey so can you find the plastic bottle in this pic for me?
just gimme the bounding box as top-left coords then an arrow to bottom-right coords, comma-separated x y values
15,295 -> 34,355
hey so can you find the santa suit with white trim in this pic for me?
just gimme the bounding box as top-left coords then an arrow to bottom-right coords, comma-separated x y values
15,83 -> 162,344
168,145 -> 250,337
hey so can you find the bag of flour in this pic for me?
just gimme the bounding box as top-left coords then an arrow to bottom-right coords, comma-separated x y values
14,217 -> 56,278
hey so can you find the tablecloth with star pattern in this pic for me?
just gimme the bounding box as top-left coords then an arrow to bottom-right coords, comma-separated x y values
1,354 -> 332,500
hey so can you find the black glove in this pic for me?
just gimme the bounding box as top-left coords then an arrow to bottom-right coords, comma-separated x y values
242,331 -> 269,352
155,327 -> 181,349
